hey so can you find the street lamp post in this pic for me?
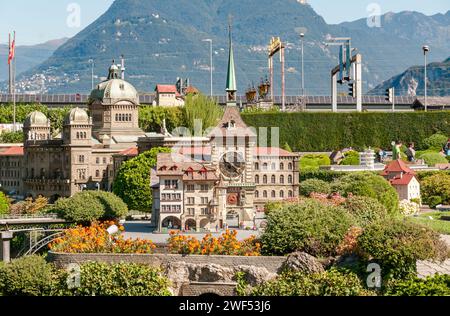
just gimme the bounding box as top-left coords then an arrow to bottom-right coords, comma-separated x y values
422,45 -> 430,112
203,39 -> 213,96
88,59 -> 94,91
300,33 -> 305,96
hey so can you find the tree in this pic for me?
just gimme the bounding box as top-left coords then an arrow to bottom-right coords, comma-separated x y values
331,172 -> 399,215
183,93 -> 223,133
282,142 -> 292,152
113,147 -> 171,213
0,192 -> 9,215
421,173 -> 450,207
53,191 -> 128,224
0,131 -> 23,143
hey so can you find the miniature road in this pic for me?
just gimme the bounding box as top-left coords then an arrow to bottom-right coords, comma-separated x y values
417,235 -> 450,278
122,221 -> 261,244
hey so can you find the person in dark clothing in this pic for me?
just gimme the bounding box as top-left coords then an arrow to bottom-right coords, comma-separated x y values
444,139 -> 450,156
405,142 -> 416,162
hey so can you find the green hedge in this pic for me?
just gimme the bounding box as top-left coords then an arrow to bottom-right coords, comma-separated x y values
242,111 -> 450,152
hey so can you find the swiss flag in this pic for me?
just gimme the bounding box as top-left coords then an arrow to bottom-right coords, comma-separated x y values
8,38 -> 15,65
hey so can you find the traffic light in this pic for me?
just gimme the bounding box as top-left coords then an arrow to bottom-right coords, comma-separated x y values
385,88 -> 394,103
348,82 -> 356,97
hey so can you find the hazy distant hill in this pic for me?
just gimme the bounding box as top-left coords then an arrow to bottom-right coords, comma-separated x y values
0,38 -> 67,82
8,0 -> 450,95
369,57 -> 450,96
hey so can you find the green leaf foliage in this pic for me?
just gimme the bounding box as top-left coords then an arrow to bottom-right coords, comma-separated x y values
417,152 -> 448,166
384,274 -> 450,296
341,150 -> 360,165
421,173 -> 450,207
299,154 -> 331,171
249,269 -> 373,296
113,147 -> 171,212
138,106 -> 184,133
357,219 -> 448,280
182,93 -> 223,133
342,196 -> 388,227
331,172 -> 399,215
261,199 -> 356,257
53,191 -> 128,224
242,111 -> 450,152
55,262 -> 172,296
0,131 -> 23,143
423,133 -> 448,150
0,255 -> 56,296
0,192 -> 9,215
299,179 -> 331,196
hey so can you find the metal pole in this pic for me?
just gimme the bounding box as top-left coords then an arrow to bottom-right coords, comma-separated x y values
210,40 -> 213,97
301,34 -> 305,96
13,31 -> 16,132
424,52 -> 427,112
281,46 -> 285,111
8,33 -> 12,95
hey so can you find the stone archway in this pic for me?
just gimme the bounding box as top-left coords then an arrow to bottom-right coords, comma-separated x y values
185,219 -> 196,232
199,218 -> 210,230
162,216 -> 182,230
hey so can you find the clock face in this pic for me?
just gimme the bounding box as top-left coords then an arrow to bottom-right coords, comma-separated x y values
219,151 -> 245,178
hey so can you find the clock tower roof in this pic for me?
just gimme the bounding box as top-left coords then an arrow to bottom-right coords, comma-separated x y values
208,106 -> 256,139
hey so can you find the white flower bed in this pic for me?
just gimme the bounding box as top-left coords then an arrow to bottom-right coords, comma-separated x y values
399,199 -> 420,216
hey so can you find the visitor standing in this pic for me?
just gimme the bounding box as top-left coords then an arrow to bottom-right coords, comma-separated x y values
405,142 -> 416,162
392,141 -> 402,160
444,139 -> 450,156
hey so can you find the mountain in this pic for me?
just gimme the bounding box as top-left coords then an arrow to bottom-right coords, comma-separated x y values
0,38 -> 68,83
7,1 -> 450,96
369,57 -> 450,96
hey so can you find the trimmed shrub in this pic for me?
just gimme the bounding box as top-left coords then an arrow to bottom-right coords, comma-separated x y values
248,269 -> 372,296
299,179 -> 331,196
300,169 -> 349,182
418,152 -> 448,166
261,199 -> 356,257
0,192 -> 9,215
421,173 -> 450,207
54,262 -> 172,296
342,196 -> 388,227
331,172 -> 399,215
0,255 -> 56,296
53,191 -> 128,223
357,219 -> 448,280
341,150 -> 360,165
299,154 -> 331,170
241,111 -> 450,152
423,133 -> 448,150
384,274 -> 450,296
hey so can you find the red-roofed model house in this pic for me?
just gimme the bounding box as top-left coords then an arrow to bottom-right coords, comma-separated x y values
381,160 -> 421,201
154,85 -> 184,107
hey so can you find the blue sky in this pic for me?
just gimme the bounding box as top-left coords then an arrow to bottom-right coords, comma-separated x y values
0,0 -> 448,45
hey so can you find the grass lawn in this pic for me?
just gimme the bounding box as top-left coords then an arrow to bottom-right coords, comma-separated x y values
408,212 -> 450,235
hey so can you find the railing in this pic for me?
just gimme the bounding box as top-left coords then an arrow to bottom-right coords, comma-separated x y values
23,231 -> 65,256
0,213 -> 59,220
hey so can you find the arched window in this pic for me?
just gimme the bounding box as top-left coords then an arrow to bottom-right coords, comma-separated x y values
288,163 -> 293,170
263,175 -> 268,184
255,163 -> 259,170
76,132 -> 80,139
115,114 -> 119,121
288,190 -> 293,198
128,114 -> 132,121
84,132 -> 87,139
263,163 -> 268,170
271,175 -> 276,184
255,175 -> 259,184
288,175 -> 293,184
271,163 -> 276,170
280,163 -> 284,170
263,190 -> 268,198
280,190 -> 284,198
96,170 -> 100,178
271,190 -> 276,198
280,175 -> 285,184
255,190 -> 259,198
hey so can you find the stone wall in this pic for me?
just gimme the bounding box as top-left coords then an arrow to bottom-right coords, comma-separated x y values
47,251 -> 286,273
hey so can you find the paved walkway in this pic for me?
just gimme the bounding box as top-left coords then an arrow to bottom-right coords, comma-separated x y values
416,235 -> 450,278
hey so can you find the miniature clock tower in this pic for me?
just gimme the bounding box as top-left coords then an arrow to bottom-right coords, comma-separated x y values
208,21 -> 257,228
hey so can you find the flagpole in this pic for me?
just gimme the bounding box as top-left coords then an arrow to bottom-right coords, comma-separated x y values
8,33 -> 12,95
12,31 -> 16,133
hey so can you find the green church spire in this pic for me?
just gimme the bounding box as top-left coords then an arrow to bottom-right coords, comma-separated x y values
226,18 -> 237,105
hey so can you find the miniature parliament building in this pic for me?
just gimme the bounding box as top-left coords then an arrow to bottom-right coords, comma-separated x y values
0,27 -> 299,231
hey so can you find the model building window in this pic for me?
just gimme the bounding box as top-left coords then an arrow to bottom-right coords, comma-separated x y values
280,190 -> 284,198
255,190 -> 259,198
263,175 -> 268,184
263,190 -> 268,198
288,190 -> 293,198
255,175 -> 259,184
255,163 -> 259,170
280,175 -> 285,184
187,184 -> 195,192
288,163 -> 293,170
288,175 -> 293,184
280,163 -> 284,170
200,184 -> 209,191
271,175 -> 276,184
271,190 -> 276,198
